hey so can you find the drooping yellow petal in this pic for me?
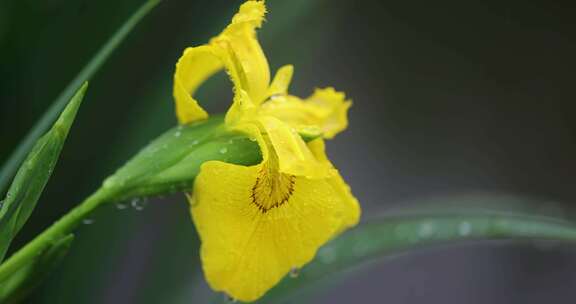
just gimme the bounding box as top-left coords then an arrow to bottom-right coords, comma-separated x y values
173,45 -> 223,124
307,138 -> 360,230
191,157 -> 360,302
259,87 -> 352,139
212,0 -> 270,105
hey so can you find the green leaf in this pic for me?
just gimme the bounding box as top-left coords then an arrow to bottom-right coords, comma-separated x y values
260,211 -> 576,303
101,115 -> 321,203
101,115 -> 262,202
0,83 -> 87,263
0,0 -> 162,196
0,234 -> 74,304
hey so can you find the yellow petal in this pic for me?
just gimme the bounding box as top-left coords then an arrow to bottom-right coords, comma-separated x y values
257,116 -> 331,178
259,87 -> 352,139
213,0 -> 270,105
307,138 -> 360,230
267,64 -> 294,97
191,158 -> 360,302
173,45 -> 223,124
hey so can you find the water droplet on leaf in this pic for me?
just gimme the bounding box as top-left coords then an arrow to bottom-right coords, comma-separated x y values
417,222 -> 435,239
82,219 -> 95,225
192,139 -> 199,145
115,203 -> 128,210
131,198 -> 147,211
219,147 -> 228,154
458,221 -> 472,236
318,247 -> 337,264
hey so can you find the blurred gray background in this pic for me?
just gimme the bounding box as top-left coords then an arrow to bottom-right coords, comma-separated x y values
1,0 -> 576,303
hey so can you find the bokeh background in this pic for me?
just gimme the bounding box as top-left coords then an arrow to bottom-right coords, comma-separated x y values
1,0 -> 576,303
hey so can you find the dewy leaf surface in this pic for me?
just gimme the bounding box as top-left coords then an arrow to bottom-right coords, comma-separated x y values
259,210 -> 576,303
0,83 -> 87,263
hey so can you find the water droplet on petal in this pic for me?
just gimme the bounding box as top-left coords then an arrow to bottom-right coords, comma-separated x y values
219,147 -> 228,154
82,218 -> 95,225
270,93 -> 285,101
289,267 -> 300,278
224,294 -> 237,303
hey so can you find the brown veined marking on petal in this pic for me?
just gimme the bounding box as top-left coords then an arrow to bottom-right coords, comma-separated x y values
250,165 -> 296,213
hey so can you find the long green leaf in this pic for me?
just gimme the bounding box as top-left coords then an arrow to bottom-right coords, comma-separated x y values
259,211 -> 576,303
0,0 -> 161,196
0,83 -> 87,263
0,234 -> 74,303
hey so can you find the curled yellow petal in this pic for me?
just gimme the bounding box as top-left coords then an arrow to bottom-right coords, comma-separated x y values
173,45 -> 223,124
259,87 -> 352,139
213,0 -> 270,104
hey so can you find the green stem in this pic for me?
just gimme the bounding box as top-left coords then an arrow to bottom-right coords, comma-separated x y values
0,187 -> 113,281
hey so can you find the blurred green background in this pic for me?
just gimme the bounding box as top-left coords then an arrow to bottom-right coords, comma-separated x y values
1,0 -> 576,303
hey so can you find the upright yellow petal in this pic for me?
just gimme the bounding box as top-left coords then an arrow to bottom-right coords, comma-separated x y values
173,45 -> 223,124
267,64 -> 294,97
191,157 -> 360,302
259,87 -> 352,139
257,116 -> 331,178
213,0 -> 270,104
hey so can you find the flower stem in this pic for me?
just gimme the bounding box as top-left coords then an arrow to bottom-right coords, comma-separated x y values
0,187 -> 113,281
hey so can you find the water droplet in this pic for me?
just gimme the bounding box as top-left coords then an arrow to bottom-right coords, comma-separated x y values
458,221 -> 472,236
223,294 -> 236,303
0,200 -> 4,209
248,136 -> 257,142
192,139 -> 199,145
174,130 -> 181,137
270,93 -> 285,101
115,203 -> 128,210
219,147 -> 228,154
318,247 -> 336,264
417,222 -> 435,239
289,267 -> 300,278
227,139 -> 234,144
82,218 -> 95,225
131,198 -> 147,211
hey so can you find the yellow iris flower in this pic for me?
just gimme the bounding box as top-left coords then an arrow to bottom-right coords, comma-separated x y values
173,1 -> 360,301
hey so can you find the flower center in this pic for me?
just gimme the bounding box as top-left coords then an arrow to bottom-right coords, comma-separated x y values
251,165 -> 295,213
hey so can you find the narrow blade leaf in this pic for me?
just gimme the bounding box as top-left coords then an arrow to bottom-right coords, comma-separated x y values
0,0 -> 161,195
0,83 -> 87,262
261,211 -> 576,303
0,234 -> 74,303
